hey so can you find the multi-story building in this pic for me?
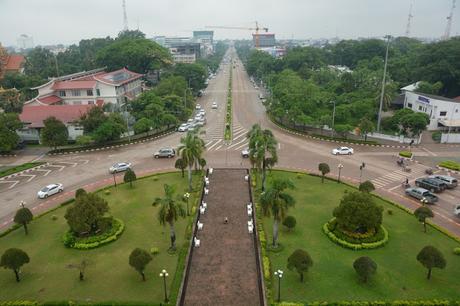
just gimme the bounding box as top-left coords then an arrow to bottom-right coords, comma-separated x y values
26,67 -> 143,110
152,36 -> 202,63
253,33 -> 276,48
193,31 -> 214,56
16,34 -> 34,50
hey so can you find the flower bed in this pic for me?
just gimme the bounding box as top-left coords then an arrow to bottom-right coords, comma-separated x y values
62,218 -> 125,249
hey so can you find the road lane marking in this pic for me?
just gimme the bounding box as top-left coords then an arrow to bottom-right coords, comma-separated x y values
0,180 -> 20,189
47,164 -> 66,171
228,137 -> 247,149
19,173 -> 36,182
207,139 -> 222,150
35,169 -> 52,176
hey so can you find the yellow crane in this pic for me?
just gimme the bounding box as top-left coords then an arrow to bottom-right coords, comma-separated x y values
205,21 -> 269,48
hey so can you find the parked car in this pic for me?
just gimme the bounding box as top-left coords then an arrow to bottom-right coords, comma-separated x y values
194,114 -> 203,120
455,204 -> 460,217
241,148 -> 250,158
212,102 -> 218,109
109,162 -> 131,174
195,104 -> 201,110
199,109 -> 206,116
37,183 -> 63,199
428,174 -> 458,189
177,124 -> 190,132
405,187 -> 438,204
154,148 -> 176,159
332,147 -> 354,155
415,177 -> 447,193
194,120 -> 205,127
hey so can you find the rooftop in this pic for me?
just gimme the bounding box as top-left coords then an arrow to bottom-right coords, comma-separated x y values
4,54 -> 25,71
52,80 -> 96,90
20,104 -> 94,128
94,68 -> 143,86
411,91 -> 460,103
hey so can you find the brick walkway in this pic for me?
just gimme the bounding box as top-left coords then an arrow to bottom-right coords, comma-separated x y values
181,169 -> 261,306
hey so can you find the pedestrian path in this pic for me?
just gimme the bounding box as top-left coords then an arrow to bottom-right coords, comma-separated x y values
371,163 -> 429,189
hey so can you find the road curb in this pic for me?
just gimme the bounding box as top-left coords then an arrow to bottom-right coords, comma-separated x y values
46,130 -> 175,156
0,163 -> 49,181
269,117 -> 411,149
436,166 -> 460,175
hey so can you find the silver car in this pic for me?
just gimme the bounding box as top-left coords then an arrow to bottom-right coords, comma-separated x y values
37,183 -> 63,199
109,162 -> 131,174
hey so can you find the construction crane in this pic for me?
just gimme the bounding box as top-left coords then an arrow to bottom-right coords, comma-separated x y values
405,0 -> 414,37
205,21 -> 269,48
442,0 -> 456,40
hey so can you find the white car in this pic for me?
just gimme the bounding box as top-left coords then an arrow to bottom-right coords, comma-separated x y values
195,114 -> 203,120
332,147 -> 354,155
241,148 -> 250,158
37,183 -> 63,199
109,162 -> 131,173
199,109 -> 206,116
195,104 -> 201,110
212,102 -> 218,109
187,118 -> 194,123
178,124 -> 189,132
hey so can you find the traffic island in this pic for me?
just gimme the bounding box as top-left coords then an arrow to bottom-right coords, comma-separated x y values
224,63 -> 233,141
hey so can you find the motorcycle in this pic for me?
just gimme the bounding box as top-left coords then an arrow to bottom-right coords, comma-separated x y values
425,168 -> 434,175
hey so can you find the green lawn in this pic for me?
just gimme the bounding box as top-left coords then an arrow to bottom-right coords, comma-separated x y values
0,172 -> 201,304
261,171 -> 460,303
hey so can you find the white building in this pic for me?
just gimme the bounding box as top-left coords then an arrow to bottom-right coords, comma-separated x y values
26,67 -> 143,111
16,34 -> 34,50
403,91 -> 460,131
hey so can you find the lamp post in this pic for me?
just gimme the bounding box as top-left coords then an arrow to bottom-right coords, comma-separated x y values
337,163 -> 344,183
377,35 -> 392,133
160,269 -> 169,303
274,269 -> 283,302
359,162 -> 366,183
112,172 -> 117,187
183,192 -> 190,216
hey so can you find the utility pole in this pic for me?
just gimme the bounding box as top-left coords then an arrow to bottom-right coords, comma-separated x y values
122,0 -> 129,31
405,0 -> 414,37
442,0 -> 456,40
377,35 -> 391,133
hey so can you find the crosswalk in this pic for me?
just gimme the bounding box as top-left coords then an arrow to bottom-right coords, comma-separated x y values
371,163 -> 430,189
205,124 -> 249,152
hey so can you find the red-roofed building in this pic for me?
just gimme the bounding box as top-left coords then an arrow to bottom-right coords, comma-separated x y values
0,48 -> 26,79
18,104 -> 94,142
26,67 -> 143,111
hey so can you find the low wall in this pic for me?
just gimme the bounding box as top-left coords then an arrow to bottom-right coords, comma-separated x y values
441,133 -> 460,144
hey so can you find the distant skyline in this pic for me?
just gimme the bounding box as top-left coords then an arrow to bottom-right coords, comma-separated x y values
0,0 -> 459,47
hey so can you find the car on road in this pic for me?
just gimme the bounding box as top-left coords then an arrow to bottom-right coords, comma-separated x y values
332,147 -> 354,155
177,123 -> 190,132
212,102 -> 218,109
154,148 -> 176,159
415,177 -> 447,193
37,183 -> 63,199
428,174 -> 458,189
455,204 -> 460,217
109,162 -> 131,174
195,104 -> 201,110
241,148 -> 250,158
194,114 -> 203,120
199,109 -> 206,116
194,120 -> 205,127
405,187 -> 438,204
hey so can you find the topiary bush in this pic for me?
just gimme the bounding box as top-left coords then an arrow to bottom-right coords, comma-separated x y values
454,247 -> 460,255
399,151 -> 413,158
283,215 -> 297,231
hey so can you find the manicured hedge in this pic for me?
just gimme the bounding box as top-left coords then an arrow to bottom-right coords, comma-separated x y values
274,300 -> 457,306
62,218 -> 125,249
399,151 -> 413,158
439,160 -> 460,171
323,220 -> 389,250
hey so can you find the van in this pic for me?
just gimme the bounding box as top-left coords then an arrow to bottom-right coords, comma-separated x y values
429,175 -> 458,189
415,177 -> 447,193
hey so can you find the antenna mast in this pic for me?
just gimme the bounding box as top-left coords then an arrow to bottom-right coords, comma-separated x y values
405,0 -> 414,37
442,0 -> 456,40
122,0 -> 129,31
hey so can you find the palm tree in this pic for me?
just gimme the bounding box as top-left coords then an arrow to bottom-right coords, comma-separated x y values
178,131 -> 205,192
260,178 -> 295,248
152,184 -> 186,250
247,124 -> 278,191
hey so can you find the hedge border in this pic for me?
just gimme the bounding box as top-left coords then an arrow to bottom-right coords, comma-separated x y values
274,300 -> 458,306
224,64 -> 233,141
63,218 -> 125,250
322,219 -> 389,250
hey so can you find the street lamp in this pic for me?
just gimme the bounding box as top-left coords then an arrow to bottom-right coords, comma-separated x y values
359,162 -> 366,183
20,200 -> 25,208
337,163 -> 344,183
183,192 -> 190,216
274,269 -> 283,302
160,269 -> 169,303
377,35 -> 392,133
112,172 -> 117,187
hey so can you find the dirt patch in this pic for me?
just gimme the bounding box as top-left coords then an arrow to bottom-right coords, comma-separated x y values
182,169 -> 261,306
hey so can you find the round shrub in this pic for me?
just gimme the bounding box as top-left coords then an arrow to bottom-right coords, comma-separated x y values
454,247 -> 460,256
283,216 -> 297,231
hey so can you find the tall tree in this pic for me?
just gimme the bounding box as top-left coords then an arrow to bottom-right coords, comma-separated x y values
358,117 -> 374,141
0,248 -> 30,282
123,168 -> 137,188
287,249 -> 313,282
177,131 -> 205,192
13,207 -> 33,235
129,248 -> 152,281
318,163 -> 330,183
260,178 -> 295,248
416,246 -> 446,280
175,158 -> 186,178
152,184 -> 186,250
0,113 -> 22,152
414,206 -> 434,233
64,193 -> 109,235
40,116 -> 68,150
247,124 -> 278,191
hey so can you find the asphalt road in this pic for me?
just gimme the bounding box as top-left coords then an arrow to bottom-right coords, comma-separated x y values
1,47 -> 459,236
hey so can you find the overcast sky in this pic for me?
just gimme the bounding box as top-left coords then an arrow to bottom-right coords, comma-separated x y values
0,0 -> 459,46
